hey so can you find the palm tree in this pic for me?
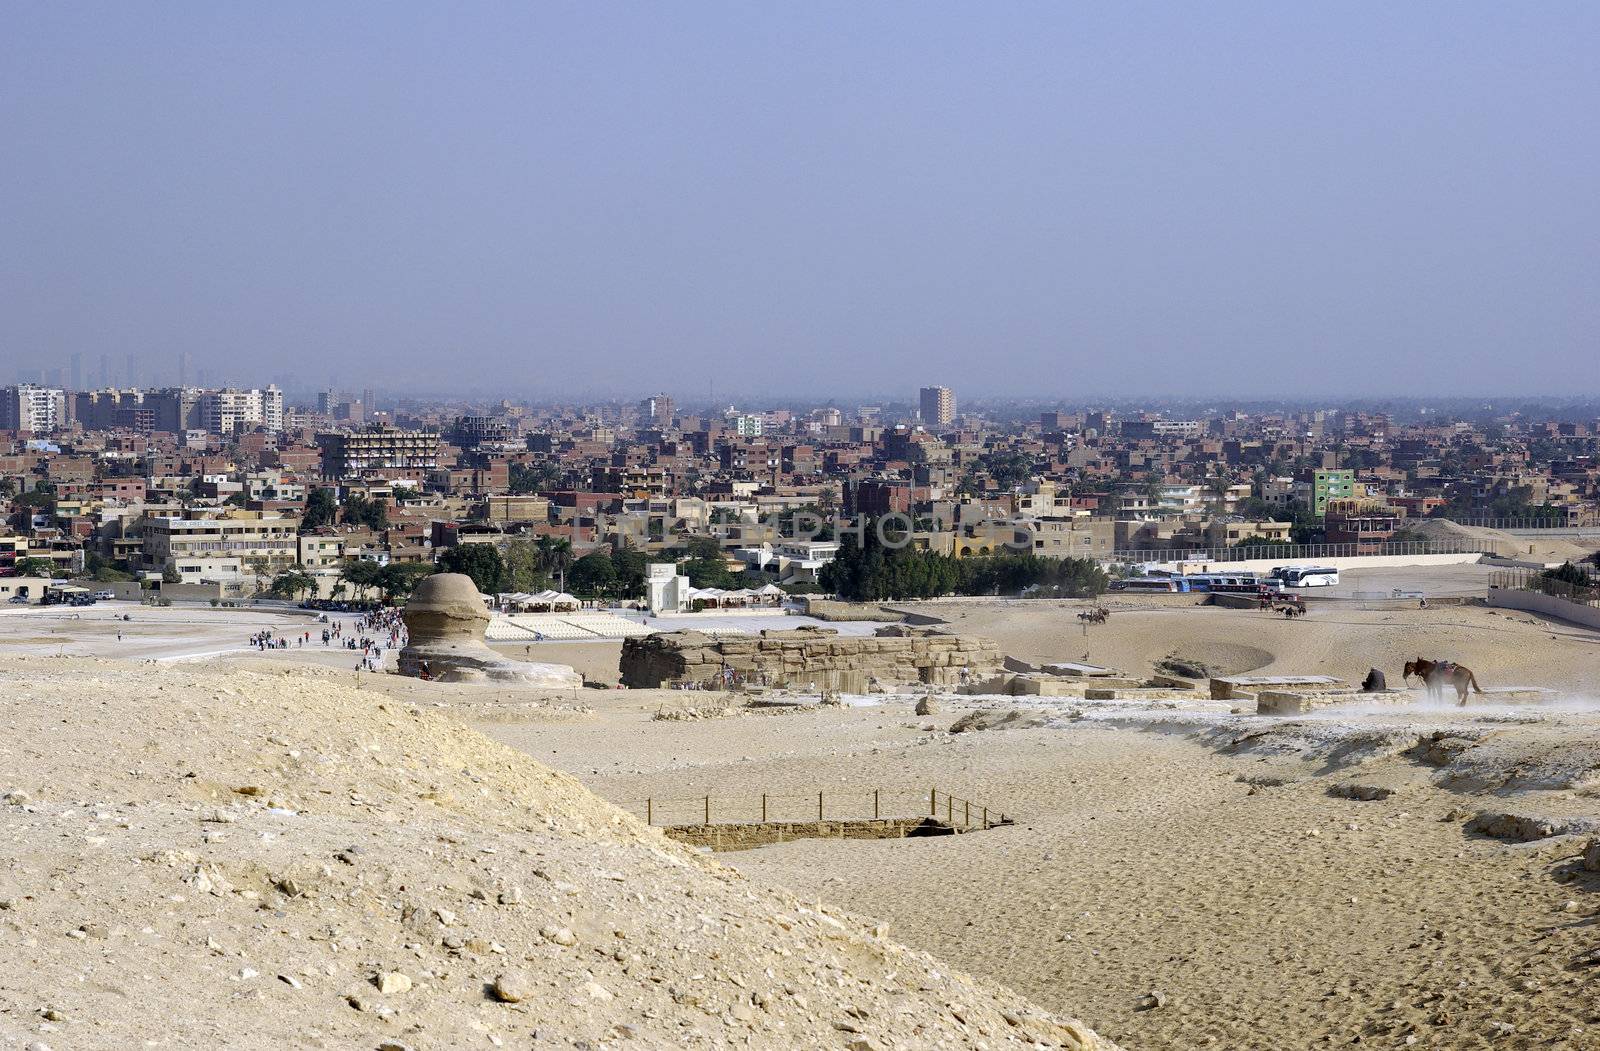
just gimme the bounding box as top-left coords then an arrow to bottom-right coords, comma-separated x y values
534,536 -> 574,593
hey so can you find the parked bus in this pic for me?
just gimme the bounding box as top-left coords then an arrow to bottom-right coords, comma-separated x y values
1269,566 -> 1340,588
1182,572 -> 1272,594
1109,577 -> 1182,593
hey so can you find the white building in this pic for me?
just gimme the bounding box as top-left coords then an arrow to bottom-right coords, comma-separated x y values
0,385 -> 65,432
735,539 -> 839,584
141,515 -> 298,581
646,562 -> 691,614
198,386 -> 284,435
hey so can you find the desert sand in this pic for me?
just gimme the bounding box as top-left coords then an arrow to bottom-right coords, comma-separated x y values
9,591 -> 1600,1049
467,599 -> 1600,1050
0,655 -> 1112,1050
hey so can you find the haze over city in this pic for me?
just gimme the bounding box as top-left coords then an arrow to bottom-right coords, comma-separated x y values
3,2 -> 1597,398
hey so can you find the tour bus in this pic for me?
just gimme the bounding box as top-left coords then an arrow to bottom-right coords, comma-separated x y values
1109,576 -> 1183,593
1183,572 -> 1269,595
1268,565 -> 1340,588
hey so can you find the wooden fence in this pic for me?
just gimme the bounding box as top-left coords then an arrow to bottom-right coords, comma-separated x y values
621,785 -> 1011,832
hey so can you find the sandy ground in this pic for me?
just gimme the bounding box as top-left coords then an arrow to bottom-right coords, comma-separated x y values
13,585 -> 1600,1049
470,687 -> 1600,1051
913,599 -> 1600,693
459,598 -> 1600,1050
0,657 -> 1112,1050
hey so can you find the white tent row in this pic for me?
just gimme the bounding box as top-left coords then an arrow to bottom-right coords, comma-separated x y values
685,583 -> 786,607
497,589 -> 581,612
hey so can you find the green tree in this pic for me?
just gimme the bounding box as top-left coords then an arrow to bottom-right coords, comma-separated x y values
375,562 -> 435,604
1544,561 -> 1594,588
509,461 -> 562,495
268,567 -> 318,600
438,544 -> 507,595
341,492 -> 388,530
610,546 -> 649,599
15,482 -> 56,511
501,538 -> 552,593
301,488 -> 338,530
15,556 -> 55,578
161,562 -> 182,584
568,551 -> 618,597
338,558 -> 383,598
534,535 -> 574,590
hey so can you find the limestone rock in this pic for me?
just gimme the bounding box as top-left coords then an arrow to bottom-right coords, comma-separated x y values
375,971 -> 412,995
914,696 -> 940,716
490,971 -> 531,1003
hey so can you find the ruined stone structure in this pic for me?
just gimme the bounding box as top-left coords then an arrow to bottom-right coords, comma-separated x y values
619,625 -> 1003,691
398,573 -> 580,687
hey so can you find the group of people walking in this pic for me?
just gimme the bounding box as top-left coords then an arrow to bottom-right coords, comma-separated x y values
248,608 -> 408,672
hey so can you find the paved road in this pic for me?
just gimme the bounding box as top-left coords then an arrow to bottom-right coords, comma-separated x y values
1313,562 -> 1498,600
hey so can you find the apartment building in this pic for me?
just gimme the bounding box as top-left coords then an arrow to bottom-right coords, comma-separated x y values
317,425 -> 441,479
199,386 -> 284,435
919,386 -> 955,428
141,515 -> 298,580
0,385 -> 65,432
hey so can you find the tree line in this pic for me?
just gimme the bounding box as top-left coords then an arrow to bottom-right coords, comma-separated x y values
819,521 -> 1107,601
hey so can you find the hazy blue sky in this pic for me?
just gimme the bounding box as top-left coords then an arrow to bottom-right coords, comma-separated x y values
2,3 -> 1596,399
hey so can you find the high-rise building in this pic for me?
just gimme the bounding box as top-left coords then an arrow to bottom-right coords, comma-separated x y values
0,385 -> 66,432
919,386 -> 955,428
198,386 -> 284,435
69,353 -> 83,391
639,393 -> 675,427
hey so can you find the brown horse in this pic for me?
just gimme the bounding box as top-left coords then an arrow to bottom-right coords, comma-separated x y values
1402,658 -> 1484,705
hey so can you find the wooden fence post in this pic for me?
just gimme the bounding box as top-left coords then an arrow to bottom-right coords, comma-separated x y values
817,791 -> 823,821
646,798 -> 652,825
704,795 -> 710,825
761,793 -> 767,822
873,789 -> 880,820
930,786 -> 937,816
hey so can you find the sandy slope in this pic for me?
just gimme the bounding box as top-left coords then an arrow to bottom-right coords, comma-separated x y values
0,656 -> 1113,1051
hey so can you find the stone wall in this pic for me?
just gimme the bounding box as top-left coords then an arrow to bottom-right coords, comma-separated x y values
662,817 -> 949,851
620,625 -> 1004,691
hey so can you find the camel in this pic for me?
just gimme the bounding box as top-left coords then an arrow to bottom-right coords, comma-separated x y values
1402,658 -> 1484,705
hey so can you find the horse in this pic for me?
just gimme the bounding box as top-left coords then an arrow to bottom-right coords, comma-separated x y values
1402,658 -> 1484,706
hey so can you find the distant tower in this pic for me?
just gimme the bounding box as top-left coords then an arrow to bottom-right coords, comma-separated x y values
69,353 -> 83,391
178,351 -> 190,388
919,386 -> 955,428
98,354 -> 110,388
125,353 -> 138,389
639,393 -> 675,427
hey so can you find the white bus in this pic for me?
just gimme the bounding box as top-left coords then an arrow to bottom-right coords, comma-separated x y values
1269,566 -> 1340,588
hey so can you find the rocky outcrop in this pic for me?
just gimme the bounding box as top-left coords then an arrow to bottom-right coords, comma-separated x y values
398,573 -> 580,687
948,708 -> 1054,733
619,625 -> 1003,691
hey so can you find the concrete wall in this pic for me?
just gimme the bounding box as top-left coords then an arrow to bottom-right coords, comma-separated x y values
1487,587 -> 1600,631
0,576 -> 54,604
1136,552 -> 1485,575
